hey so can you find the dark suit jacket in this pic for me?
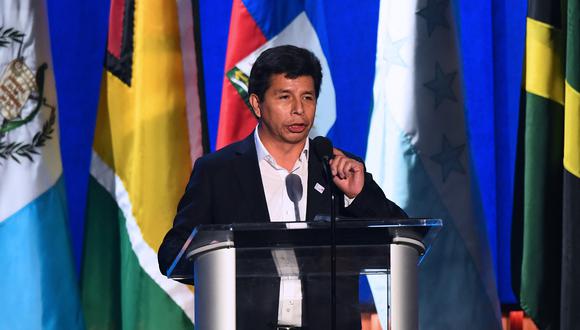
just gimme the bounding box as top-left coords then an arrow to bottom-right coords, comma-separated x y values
158,133 -> 407,330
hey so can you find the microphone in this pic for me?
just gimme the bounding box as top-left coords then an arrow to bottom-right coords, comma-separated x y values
312,136 -> 333,164
285,173 -> 303,221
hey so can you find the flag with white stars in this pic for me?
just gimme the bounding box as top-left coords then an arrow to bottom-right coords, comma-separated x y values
365,0 -> 501,328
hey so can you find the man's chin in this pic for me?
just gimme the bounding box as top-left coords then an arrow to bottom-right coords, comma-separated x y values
283,133 -> 309,145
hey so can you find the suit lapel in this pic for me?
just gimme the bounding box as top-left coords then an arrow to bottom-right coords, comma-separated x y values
232,134 -> 332,222
306,146 -> 331,220
232,134 -> 270,222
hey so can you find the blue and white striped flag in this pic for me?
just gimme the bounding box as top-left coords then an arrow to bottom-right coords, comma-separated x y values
365,0 -> 501,328
0,1 -> 84,328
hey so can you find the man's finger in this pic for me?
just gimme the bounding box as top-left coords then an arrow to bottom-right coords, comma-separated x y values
337,157 -> 351,179
340,159 -> 354,179
333,156 -> 361,179
329,157 -> 337,176
332,156 -> 344,178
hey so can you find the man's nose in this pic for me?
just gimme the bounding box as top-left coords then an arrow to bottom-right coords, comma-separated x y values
292,96 -> 304,114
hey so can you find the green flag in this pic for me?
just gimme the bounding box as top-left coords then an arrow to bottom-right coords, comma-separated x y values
515,0 -> 580,328
561,1 -> 580,329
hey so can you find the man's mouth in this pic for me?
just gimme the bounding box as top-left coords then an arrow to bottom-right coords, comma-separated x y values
287,123 -> 307,133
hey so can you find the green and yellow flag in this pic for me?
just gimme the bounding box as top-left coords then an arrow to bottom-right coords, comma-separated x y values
515,0 -> 580,328
561,1 -> 580,328
81,0 -> 207,328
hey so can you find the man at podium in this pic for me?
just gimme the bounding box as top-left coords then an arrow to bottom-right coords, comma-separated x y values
159,45 -> 406,329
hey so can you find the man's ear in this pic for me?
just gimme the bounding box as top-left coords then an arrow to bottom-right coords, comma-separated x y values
249,94 -> 261,119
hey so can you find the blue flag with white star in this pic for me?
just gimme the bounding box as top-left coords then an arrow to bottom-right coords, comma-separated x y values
365,0 -> 501,328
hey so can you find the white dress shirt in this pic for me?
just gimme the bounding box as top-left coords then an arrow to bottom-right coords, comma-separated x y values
254,128 -> 309,222
254,128 -> 307,326
254,128 -> 357,326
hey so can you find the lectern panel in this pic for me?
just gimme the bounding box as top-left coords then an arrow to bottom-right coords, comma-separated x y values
164,218 -> 441,329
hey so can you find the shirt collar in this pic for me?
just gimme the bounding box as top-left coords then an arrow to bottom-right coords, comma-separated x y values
254,126 -> 309,168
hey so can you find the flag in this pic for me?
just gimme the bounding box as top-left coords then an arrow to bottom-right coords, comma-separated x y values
80,0 -> 207,328
561,1 -> 580,328
0,1 -> 84,329
216,0 -> 337,148
512,0 -> 565,327
365,0 -> 501,328
514,0 -> 580,328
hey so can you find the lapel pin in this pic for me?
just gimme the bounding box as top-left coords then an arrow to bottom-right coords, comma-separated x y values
314,183 -> 325,194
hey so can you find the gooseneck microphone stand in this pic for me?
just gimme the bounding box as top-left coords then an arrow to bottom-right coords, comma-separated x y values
313,136 -> 337,330
329,170 -> 337,330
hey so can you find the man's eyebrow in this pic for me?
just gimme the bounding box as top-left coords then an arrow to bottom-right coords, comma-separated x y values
272,88 -> 291,94
271,88 -> 315,94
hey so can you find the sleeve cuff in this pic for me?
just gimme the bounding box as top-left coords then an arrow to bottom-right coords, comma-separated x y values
344,195 -> 356,207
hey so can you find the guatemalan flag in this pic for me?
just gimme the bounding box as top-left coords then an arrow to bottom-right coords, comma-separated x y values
0,1 -> 84,329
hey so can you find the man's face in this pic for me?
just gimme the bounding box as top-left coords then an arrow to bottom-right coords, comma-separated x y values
250,74 -> 316,146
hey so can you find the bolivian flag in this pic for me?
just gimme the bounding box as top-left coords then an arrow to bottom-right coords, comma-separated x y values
81,0 -> 207,328
515,0 -> 580,328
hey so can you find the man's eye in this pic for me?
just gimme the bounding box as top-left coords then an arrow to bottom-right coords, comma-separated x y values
303,95 -> 314,101
279,95 -> 289,99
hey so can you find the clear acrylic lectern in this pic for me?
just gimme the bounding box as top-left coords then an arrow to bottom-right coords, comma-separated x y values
166,218 -> 442,330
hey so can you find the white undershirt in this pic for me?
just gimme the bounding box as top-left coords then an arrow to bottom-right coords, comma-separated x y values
254,128 -> 306,326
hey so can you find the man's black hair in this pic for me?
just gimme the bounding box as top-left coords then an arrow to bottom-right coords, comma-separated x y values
248,45 -> 323,102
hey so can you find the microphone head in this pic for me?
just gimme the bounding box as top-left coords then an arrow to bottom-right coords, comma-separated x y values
312,136 -> 333,161
285,173 -> 303,203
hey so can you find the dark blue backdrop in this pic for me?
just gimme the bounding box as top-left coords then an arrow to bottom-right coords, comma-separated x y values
46,0 -> 526,304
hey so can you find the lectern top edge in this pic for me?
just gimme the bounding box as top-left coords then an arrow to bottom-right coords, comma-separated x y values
166,218 -> 442,280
